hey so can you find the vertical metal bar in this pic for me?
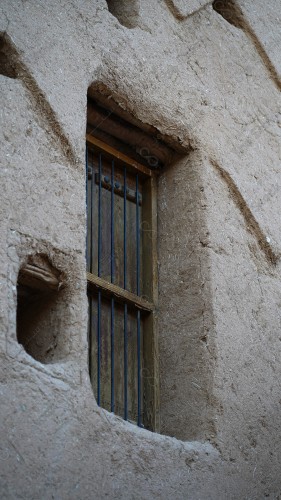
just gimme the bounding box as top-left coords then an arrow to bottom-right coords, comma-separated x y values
90,149 -> 94,275
136,174 -> 140,296
98,153 -> 102,278
88,297 -> 92,380
111,159 -> 115,284
124,303 -> 128,421
123,167 -> 128,420
85,144 -> 89,270
89,148 -> 95,275
97,291 -> 101,406
137,310 -> 141,427
123,167 -> 127,290
111,297 -> 114,413
97,153 -> 102,406
86,145 -> 92,379
111,160 -> 115,413
136,174 -> 141,426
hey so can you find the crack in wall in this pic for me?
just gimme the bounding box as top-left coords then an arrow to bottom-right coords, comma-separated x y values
210,159 -> 279,266
0,33 -> 79,166
212,0 -> 281,91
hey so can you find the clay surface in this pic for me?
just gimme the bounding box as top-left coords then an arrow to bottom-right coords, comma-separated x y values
0,0 -> 281,498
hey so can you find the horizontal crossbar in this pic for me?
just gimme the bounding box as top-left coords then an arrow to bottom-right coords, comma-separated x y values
87,272 -> 154,312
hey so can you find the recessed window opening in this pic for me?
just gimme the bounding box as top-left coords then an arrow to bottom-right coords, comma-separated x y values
86,90 -> 182,431
17,254 -> 65,363
105,0 -> 140,29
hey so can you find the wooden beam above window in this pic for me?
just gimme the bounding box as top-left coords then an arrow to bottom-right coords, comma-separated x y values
86,134 -> 153,178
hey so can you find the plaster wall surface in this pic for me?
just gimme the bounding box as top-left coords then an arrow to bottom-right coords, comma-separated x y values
0,0 -> 281,498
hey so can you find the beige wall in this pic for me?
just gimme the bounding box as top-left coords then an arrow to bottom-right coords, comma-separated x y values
1,0 -> 281,498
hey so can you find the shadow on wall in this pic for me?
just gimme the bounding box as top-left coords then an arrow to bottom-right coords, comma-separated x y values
105,0 -> 140,29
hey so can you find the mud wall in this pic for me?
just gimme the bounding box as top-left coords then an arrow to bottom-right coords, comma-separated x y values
0,0 -> 281,498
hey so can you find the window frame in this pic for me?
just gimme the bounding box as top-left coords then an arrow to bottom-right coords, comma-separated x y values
86,133 -> 160,432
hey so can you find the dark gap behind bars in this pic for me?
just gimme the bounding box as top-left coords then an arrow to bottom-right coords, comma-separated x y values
87,143 -> 144,426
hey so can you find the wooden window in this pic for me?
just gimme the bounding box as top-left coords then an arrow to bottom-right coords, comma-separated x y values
86,91 -> 186,432
86,94 -> 178,431
86,134 -> 159,430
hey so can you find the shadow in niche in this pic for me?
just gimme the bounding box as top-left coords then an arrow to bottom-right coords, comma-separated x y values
17,254 -> 66,364
212,0 -> 244,28
105,0 -> 140,29
0,33 -> 19,78
17,287 -> 59,363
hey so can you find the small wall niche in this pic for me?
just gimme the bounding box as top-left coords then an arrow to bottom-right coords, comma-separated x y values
212,0 -> 244,29
0,34 -> 19,78
106,0 -> 140,29
17,254 -> 65,364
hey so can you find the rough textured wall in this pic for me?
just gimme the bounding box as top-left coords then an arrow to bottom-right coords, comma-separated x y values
0,0 -> 281,498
